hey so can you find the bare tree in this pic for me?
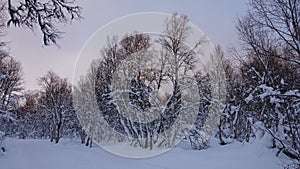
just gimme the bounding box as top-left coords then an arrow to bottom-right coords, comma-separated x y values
159,13 -> 203,86
239,0 -> 300,65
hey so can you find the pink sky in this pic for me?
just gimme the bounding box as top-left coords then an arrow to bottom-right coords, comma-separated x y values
5,0 -> 247,89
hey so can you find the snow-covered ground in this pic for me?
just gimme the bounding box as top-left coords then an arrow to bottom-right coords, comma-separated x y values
0,138 -> 283,169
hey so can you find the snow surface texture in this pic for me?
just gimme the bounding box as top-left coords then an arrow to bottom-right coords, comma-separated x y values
0,138 -> 283,169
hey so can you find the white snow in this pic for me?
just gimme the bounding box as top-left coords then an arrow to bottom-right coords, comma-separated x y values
0,138 -> 283,169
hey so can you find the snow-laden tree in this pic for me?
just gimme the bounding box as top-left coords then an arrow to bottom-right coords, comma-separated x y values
6,0 -> 81,46
93,34 -> 156,148
187,72 -> 211,149
90,14 -> 220,150
10,88 -> 83,140
238,53 -> 299,162
0,56 -> 23,137
39,71 -> 73,143
73,59 -> 115,147
0,3 -> 23,138
16,91 -> 50,139
0,57 -> 23,112
156,14 -> 208,148
215,45 -> 256,145
231,0 -> 300,164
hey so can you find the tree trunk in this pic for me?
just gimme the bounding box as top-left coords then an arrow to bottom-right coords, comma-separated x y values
85,136 -> 92,148
55,121 -> 62,143
218,122 -> 226,145
80,129 -> 86,144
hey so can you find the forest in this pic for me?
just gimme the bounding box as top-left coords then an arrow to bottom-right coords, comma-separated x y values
0,0 -> 299,169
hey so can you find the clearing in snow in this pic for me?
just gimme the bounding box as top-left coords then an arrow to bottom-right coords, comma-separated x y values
0,138 -> 283,169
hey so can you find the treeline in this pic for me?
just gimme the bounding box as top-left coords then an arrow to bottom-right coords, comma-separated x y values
0,62 -> 86,144
0,0 -> 299,168
191,2 -> 300,167
218,0 -> 300,166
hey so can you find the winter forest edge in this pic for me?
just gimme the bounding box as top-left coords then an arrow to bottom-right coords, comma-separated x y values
0,0 -> 299,169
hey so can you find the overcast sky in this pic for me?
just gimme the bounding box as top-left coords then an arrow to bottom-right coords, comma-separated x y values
5,0 -> 248,90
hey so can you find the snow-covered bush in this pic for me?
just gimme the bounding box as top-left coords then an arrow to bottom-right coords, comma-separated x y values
0,131 -> 4,142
